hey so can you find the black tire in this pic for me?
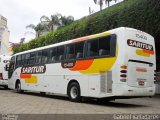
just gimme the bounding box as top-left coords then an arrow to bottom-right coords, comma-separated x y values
4,86 -> 8,89
16,81 -> 24,93
40,92 -> 46,96
68,82 -> 81,102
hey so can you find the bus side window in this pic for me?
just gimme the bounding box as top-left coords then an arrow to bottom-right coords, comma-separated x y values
66,44 -> 75,60
49,47 -> 57,63
29,52 -> 36,65
42,49 -> 49,64
57,46 -> 64,61
16,55 -> 21,68
26,54 -> 30,65
75,42 -> 84,59
86,39 -> 98,57
98,36 -> 111,56
35,51 -> 42,64
10,56 -> 15,69
21,54 -> 26,66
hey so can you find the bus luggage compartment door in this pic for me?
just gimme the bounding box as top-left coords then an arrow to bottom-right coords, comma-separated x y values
100,71 -> 112,93
127,60 -> 154,87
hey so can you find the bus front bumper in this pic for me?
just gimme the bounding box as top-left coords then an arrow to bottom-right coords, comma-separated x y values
0,80 -> 8,86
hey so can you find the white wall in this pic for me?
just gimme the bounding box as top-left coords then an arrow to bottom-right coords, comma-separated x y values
0,26 -> 11,55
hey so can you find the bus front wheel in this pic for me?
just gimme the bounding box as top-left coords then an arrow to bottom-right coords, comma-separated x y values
16,81 -> 24,93
68,82 -> 81,102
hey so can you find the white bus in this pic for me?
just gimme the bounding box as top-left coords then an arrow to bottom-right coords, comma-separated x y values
8,27 -> 156,102
0,55 -> 11,89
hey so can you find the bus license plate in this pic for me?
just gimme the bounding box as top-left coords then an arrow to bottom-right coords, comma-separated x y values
138,81 -> 144,86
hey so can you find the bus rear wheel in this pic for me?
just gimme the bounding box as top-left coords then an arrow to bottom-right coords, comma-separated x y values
16,81 -> 24,93
68,82 -> 81,102
40,92 -> 46,96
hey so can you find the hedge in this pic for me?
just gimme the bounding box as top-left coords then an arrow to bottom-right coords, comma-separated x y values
13,0 -> 160,70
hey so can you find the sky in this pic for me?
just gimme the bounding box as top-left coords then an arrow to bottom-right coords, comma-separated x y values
0,0 -> 122,43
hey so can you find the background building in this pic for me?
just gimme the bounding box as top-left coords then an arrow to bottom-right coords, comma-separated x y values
0,15 -> 12,55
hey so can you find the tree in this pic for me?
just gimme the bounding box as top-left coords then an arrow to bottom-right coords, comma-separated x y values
93,0 -> 117,11
93,0 -> 104,11
9,42 -> 20,49
20,38 -> 25,45
105,0 -> 112,7
40,13 -> 74,31
60,15 -> 74,27
40,13 -> 62,31
26,23 -> 48,38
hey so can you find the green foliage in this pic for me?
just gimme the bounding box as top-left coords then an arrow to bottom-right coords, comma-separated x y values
13,0 -> 160,69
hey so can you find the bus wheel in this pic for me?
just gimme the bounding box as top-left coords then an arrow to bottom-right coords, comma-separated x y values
68,82 -> 81,102
16,82 -> 24,93
40,92 -> 46,96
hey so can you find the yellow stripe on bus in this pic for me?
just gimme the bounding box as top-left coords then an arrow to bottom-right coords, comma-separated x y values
25,76 -> 38,84
136,49 -> 150,57
80,45 -> 118,74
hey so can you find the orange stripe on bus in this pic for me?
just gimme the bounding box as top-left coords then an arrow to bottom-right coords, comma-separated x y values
69,59 -> 94,71
143,49 -> 154,55
72,36 -> 90,42
20,74 -> 32,79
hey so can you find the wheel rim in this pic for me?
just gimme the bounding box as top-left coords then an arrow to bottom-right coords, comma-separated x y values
70,86 -> 78,99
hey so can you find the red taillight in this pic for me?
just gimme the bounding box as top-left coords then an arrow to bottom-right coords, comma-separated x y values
0,73 -> 3,80
120,70 -> 127,73
138,81 -> 145,86
120,65 -> 127,81
120,74 -> 127,78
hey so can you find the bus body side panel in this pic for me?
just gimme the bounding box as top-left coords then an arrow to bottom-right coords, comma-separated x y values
9,64 -> 90,97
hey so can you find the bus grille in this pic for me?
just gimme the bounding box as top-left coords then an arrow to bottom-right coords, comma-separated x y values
100,71 -> 112,93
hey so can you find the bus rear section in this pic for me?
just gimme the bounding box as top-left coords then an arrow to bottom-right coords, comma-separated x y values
114,28 -> 156,97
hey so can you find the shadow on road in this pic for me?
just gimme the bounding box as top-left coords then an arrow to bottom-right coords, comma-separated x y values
21,91 -> 146,108
0,87 -> 10,90
85,99 -> 146,108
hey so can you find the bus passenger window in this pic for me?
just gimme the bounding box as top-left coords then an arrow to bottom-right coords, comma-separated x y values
66,44 -> 75,60
75,42 -> 84,59
42,50 -> 49,63
16,55 -> 21,67
98,36 -> 111,56
21,54 -> 26,65
29,52 -> 36,64
86,39 -> 98,57
57,46 -> 64,61
35,51 -> 42,64
49,48 -> 57,63
26,54 -> 30,65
